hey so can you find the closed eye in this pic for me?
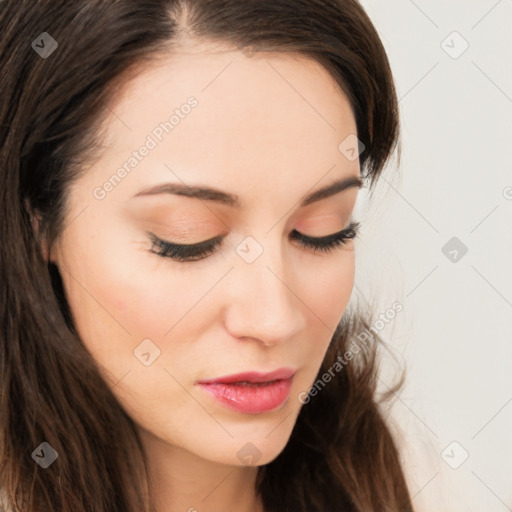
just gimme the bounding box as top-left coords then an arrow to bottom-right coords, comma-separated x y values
147,221 -> 360,262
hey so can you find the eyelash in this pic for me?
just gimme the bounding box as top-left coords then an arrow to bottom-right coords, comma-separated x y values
147,221 -> 360,262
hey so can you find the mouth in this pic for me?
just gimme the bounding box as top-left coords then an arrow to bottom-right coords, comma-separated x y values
196,368 -> 297,414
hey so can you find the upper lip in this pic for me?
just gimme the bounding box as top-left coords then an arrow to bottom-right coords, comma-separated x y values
197,367 -> 296,384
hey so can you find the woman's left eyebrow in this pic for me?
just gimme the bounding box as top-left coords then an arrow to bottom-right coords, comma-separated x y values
131,175 -> 362,209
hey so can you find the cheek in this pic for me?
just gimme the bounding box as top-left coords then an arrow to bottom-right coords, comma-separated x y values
55,229 -> 169,366
75,247 -> 217,389
86,264 -> 176,342
60,246 -> 206,419
306,252 -> 355,319
294,252 -> 355,347
98,264 -> 207,337
308,254 -> 355,353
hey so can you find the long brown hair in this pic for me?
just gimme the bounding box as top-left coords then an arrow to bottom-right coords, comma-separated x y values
0,1 -> 413,510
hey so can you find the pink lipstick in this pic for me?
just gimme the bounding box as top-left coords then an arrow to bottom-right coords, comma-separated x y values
197,368 -> 296,414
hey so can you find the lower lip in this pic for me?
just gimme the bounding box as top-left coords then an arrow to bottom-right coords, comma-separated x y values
198,378 -> 293,414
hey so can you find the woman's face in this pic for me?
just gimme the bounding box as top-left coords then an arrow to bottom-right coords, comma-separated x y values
49,42 -> 362,468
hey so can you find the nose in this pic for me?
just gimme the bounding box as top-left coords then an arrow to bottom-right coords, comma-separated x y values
223,241 -> 307,347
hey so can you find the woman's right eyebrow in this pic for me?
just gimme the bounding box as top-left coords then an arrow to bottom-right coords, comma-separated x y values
131,175 -> 363,209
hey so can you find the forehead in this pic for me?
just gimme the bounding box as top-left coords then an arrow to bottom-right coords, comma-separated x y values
79,44 -> 360,207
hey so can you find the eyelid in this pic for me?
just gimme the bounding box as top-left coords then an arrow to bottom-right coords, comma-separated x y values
147,223 -> 354,248
293,221 -> 359,241
146,231 -> 222,247
146,231 -> 222,261
147,221 -> 360,262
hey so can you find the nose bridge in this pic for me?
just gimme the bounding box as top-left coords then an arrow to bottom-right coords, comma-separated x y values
225,230 -> 305,344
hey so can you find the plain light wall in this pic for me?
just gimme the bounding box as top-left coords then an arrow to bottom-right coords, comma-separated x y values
351,1 -> 512,510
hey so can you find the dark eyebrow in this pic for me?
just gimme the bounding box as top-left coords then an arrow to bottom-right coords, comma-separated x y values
132,175 -> 363,208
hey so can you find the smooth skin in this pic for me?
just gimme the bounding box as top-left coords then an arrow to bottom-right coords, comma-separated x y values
45,37 -> 362,512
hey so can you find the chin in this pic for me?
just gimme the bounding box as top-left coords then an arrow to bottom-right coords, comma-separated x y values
205,432 -> 292,468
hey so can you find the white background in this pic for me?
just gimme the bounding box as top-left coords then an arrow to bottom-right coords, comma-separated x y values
352,1 -> 512,510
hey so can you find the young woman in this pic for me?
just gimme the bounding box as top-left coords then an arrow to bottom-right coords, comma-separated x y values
0,1 -> 414,511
